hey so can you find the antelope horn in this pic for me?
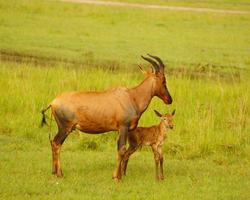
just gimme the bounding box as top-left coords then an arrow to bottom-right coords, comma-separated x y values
139,64 -> 155,74
147,54 -> 165,72
141,55 -> 159,73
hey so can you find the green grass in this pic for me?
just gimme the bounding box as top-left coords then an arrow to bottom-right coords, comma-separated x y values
105,0 -> 250,10
0,61 -> 249,154
1,136 -> 250,200
0,0 -> 250,199
1,0 -> 250,69
0,61 -> 249,199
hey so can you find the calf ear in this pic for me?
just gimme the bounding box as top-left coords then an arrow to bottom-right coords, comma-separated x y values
172,109 -> 176,116
154,110 -> 162,117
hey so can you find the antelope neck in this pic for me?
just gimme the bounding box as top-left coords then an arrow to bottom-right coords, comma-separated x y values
129,76 -> 155,114
159,121 -> 168,132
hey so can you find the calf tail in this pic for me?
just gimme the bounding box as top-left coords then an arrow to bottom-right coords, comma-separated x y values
40,105 -> 51,127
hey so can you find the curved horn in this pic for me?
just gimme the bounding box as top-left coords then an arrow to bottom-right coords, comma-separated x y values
138,64 -> 156,74
141,55 -> 159,73
147,54 -> 165,72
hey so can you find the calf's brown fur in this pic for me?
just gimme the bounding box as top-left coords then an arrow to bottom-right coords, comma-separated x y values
41,54 -> 172,181
121,110 -> 175,180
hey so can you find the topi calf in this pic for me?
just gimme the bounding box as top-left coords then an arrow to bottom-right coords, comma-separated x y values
121,109 -> 175,180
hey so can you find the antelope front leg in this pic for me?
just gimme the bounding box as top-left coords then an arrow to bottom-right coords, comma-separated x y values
112,126 -> 128,181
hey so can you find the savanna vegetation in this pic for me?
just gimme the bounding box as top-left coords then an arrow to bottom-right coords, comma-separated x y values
105,0 -> 250,10
0,0 -> 249,199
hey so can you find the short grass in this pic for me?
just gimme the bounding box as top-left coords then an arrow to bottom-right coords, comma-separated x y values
0,0 -> 250,69
0,61 -> 249,199
0,0 -> 250,199
1,136 -> 250,200
105,0 -> 250,10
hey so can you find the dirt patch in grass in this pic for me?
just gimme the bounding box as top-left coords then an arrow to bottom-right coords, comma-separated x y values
0,50 -> 245,82
62,0 -> 250,15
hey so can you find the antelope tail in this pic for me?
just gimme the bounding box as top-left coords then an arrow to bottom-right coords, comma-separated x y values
40,105 -> 51,127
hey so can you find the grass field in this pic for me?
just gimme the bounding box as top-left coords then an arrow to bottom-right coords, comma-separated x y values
0,0 -> 250,199
105,0 -> 250,10
0,60 -> 249,199
1,0 -> 250,68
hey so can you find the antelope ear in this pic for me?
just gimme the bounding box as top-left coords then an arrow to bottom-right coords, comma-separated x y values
172,109 -> 176,116
138,65 -> 146,75
154,110 -> 162,117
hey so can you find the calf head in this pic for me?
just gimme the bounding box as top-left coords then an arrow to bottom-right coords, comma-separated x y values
154,109 -> 175,129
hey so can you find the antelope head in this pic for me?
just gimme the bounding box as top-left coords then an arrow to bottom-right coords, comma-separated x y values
141,54 -> 173,104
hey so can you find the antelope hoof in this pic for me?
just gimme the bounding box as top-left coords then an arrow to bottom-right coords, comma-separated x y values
55,170 -> 63,178
156,175 -> 164,181
112,174 -> 121,182
112,175 -> 122,181
112,172 -> 122,182
113,177 -> 120,183
56,174 -> 63,178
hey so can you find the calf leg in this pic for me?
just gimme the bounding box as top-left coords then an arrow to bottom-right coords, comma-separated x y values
113,126 -> 128,181
121,145 -> 137,176
151,144 -> 160,180
158,146 -> 164,180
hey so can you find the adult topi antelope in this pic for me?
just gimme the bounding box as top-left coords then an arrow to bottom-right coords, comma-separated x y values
41,54 -> 172,181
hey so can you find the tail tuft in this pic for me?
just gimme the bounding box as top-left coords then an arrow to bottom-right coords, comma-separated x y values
40,109 -> 47,127
40,105 -> 51,127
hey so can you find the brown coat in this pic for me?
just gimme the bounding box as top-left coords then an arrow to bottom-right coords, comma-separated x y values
41,54 -> 173,180
122,110 -> 175,180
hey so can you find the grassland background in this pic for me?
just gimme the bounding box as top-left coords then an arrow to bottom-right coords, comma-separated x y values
105,0 -> 250,10
0,0 -> 250,199
1,0 -> 250,68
